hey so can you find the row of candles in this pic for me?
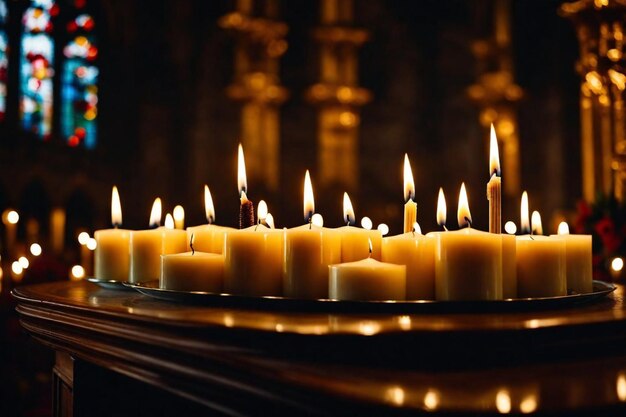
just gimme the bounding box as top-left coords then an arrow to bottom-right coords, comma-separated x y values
93,126 -> 592,301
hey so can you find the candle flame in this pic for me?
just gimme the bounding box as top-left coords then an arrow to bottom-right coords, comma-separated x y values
377,223 -> 389,236
531,210 -> 543,235
343,192 -> 355,225
368,237 -> 373,256
111,186 -> 122,227
403,153 -> 415,202
303,170 -> 315,223
312,213 -> 324,227
257,200 -> 268,222
361,216 -> 373,230
149,197 -> 162,227
558,221 -> 570,235
413,222 -> 422,234
489,124 -> 501,177
237,143 -> 247,197
204,185 -> 215,224
457,183 -> 472,229
520,191 -> 530,234
266,213 -> 275,229
504,221 -> 517,235
437,188 -> 446,227
164,213 -> 174,229
173,205 -> 184,222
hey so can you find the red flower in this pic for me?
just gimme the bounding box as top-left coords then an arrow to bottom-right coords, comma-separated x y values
595,217 -> 615,238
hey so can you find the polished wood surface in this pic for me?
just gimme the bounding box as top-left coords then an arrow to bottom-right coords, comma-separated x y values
13,281 -> 626,415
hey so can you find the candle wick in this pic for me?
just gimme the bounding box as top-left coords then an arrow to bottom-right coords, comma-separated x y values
190,233 -> 195,255
443,225 -> 448,232
464,217 -> 472,228
309,216 -> 312,230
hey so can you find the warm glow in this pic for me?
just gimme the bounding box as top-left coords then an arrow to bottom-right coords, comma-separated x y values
520,395 -> 538,413
404,153 -> 415,202
11,261 -> 23,275
204,185 -> 215,224
7,210 -> 19,224
78,231 -> 90,245
496,389 -> 511,414
457,183 -> 472,228
164,213 -> 175,230
612,257 -> 624,272
531,211 -> 543,235
312,213 -> 324,227
71,265 -> 85,280
378,223 -> 389,236
437,188 -> 446,228
237,143 -> 247,196
173,205 -> 185,223
149,198 -> 162,227
30,243 -> 42,256
490,124 -> 501,177
111,186 -> 122,227
87,238 -> 97,251
265,213 -> 275,229
424,390 -> 439,410
413,222 -> 422,234
618,373 -> 626,401
385,386 -> 405,406
343,192 -> 355,225
504,221 -> 517,235
257,200 -> 268,222
557,221 -> 570,235
361,217 -> 373,230
19,256 -> 29,269
303,170 -> 315,223
520,191 -> 530,234
358,320 -> 381,336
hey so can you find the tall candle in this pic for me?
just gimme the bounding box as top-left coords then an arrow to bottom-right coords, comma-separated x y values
186,185 -> 235,254
552,221 -> 592,294
94,186 -> 131,281
338,192 -> 382,261
238,144 -> 255,228
130,199 -> 187,284
487,124 -> 502,234
284,171 -> 341,298
329,257 -> 406,301
403,154 -> 417,233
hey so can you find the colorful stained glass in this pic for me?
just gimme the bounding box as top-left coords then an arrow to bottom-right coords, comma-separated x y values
0,0 -> 8,122
20,0 -> 57,139
61,13 -> 97,148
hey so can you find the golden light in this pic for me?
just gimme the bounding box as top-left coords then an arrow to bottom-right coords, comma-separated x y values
237,143 -> 247,196
343,192 -> 355,225
404,153 -> 415,202
164,213 -> 175,230
6,210 -> 19,225
437,187 -> 446,228
612,257 -> 624,272
531,211 -> 543,235
312,213 -> 324,227
520,395 -> 538,414
257,200 -> 268,223
504,221 -> 517,235
609,69 -> 626,91
520,191 -> 530,234
87,238 -> 97,251
30,243 -> 42,257
149,197 -> 162,227
111,186 -> 122,227
457,183 -> 472,229
617,373 -> 626,401
424,390 -> 440,410
490,124 -> 501,177
557,221 -> 570,235
265,213 -> 275,229
11,261 -> 23,275
18,256 -> 29,269
71,265 -> 85,280
385,386 -> 405,406
361,217 -> 373,230
358,320 -> 381,336
377,223 -> 389,236
173,205 -> 185,229
204,185 -> 215,224
398,315 -> 411,330
413,222 -> 422,234
586,71 -> 604,95
496,389 -> 512,414
303,170 -> 315,223
78,231 -> 90,245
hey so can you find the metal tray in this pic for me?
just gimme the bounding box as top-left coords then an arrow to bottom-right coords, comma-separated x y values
86,277 -> 134,291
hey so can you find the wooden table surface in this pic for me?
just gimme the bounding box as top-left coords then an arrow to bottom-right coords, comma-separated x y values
13,280 -> 626,415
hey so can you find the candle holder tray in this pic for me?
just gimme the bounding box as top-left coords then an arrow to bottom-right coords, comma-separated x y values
87,277 -> 134,291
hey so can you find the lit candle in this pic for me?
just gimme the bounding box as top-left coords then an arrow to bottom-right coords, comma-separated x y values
434,183 -> 503,300
551,221 -> 592,294
531,210 -> 543,235
337,192 -> 382,262
487,124 -> 501,234
129,198 -> 187,284
186,185 -> 235,254
437,187 -> 447,230
403,154 -> 417,233
516,191 -> 566,297
173,205 -> 185,230
238,143 -> 255,229
284,170 -> 341,298
94,186 -> 131,281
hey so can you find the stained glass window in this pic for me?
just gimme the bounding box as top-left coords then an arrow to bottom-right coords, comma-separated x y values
61,9 -> 98,148
20,0 -> 58,139
0,0 -> 8,122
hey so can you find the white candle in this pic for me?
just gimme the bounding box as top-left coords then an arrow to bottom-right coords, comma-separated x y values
186,185 -> 235,254
337,192 -> 382,261
160,251 -> 224,292
552,221 -> 592,294
94,186 -> 130,281
487,124 -> 502,234
403,154 -> 417,233
329,257 -> 406,301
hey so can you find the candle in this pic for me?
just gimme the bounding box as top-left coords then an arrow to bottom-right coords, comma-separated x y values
434,183 -> 503,300
329,244 -> 406,301
224,224 -> 284,296
552,221 -> 592,294
284,170 -> 341,298
94,186 -> 131,282
487,124 -> 502,234
173,205 -> 185,229
129,198 -> 187,284
160,237 -> 224,292
338,192 -> 382,261
238,144 -> 255,228
403,154 -> 417,233
516,191 -> 566,297
186,185 -> 235,254
501,234 -> 517,298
